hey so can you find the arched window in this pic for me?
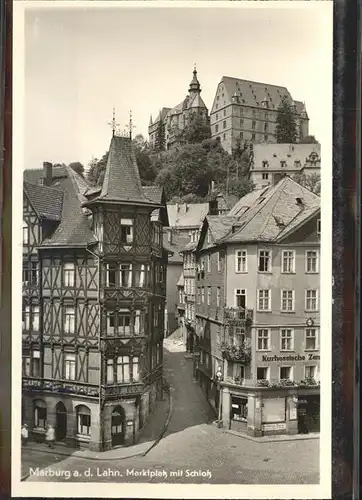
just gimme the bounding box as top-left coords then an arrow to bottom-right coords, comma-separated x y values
33,399 -> 47,428
76,405 -> 91,436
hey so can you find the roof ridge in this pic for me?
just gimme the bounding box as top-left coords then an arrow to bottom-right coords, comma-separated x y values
221,76 -> 289,90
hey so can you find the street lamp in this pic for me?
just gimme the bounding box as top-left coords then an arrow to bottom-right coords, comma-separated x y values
216,367 -> 223,428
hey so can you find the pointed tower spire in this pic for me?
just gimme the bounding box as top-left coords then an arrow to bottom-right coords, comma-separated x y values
107,107 -> 120,137
189,64 -> 201,94
149,114 -> 153,126
125,109 -> 136,140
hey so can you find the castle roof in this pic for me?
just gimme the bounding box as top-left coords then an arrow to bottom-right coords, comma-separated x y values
212,76 -> 308,118
251,143 -> 321,172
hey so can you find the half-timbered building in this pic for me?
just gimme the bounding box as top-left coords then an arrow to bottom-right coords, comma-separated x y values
22,135 -> 168,451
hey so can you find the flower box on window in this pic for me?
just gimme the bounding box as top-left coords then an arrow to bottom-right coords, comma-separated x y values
220,342 -> 251,363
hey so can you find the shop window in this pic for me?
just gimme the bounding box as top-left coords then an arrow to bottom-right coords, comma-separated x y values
76,405 -> 91,436
34,400 -> 47,428
231,397 -> 248,422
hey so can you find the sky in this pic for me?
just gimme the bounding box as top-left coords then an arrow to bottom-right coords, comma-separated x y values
23,2 -> 332,170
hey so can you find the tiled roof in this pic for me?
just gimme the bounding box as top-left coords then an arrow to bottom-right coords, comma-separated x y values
212,77 -> 308,117
97,136 -> 154,205
252,143 -> 321,172
42,166 -> 97,248
221,176 -> 320,243
228,187 -> 269,217
23,182 -> 64,221
23,165 -> 68,185
205,215 -> 239,247
167,202 -> 209,228
151,107 -> 171,125
188,92 -> 207,110
163,229 -> 190,263
179,240 -> 198,253
143,185 -> 163,204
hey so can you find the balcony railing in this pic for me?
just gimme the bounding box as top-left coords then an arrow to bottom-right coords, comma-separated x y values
224,307 -> 253,326
223,377 -> 320,389
102,382 -> 144,398
220,342 -> 251,363
22,377 -> 100,397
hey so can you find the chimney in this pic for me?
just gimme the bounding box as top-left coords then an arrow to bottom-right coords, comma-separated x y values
43,162 -> 53,186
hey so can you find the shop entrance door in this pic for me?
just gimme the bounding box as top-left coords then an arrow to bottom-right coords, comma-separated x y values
111,407 -> 125,447
297,399 -> 309,434
306,395 -> 320,432
55,402 -> 67,441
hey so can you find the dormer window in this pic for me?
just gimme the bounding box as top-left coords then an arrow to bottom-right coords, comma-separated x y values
280,161 -> 286,168
294,160 -> 301,168
120,219 -> 133,245
262,160 -> 269,168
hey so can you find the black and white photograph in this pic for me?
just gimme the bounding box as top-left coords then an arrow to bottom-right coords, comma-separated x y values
12,1 -> 333,497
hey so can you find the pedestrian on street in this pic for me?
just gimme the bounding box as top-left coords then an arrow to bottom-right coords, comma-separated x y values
21,424 -> 28,446
45,424 -> 55,449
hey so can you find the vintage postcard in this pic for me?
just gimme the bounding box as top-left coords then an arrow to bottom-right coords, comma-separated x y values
12,1 -> 333,498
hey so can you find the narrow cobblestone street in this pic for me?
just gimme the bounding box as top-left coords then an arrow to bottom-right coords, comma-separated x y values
23,334 -> 320,484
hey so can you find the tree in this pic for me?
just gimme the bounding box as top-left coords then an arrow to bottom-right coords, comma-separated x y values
132,135 -> 157,185
86,153 -> 108,186
154,118 -> 166,152
300,135 -> 319,144
292,172 -> 321,195
181,112 -> 211,145
69,162 -> 85,177
275,96 -> 298,144
232,139 -> 252,177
